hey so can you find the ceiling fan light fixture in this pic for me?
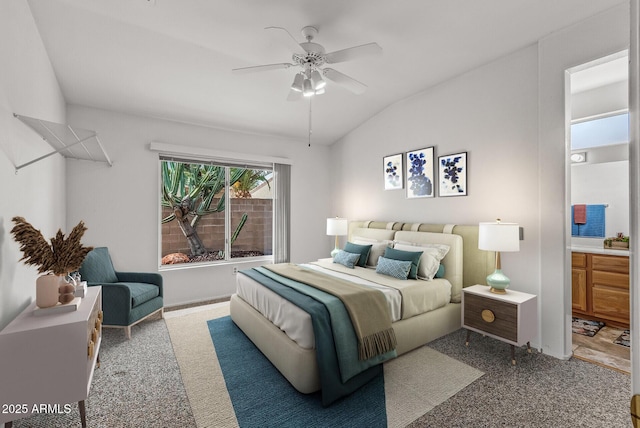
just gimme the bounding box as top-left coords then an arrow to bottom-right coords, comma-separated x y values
310,70 -> 326,90
291,73 -> 304,92
302,78 -> 315,97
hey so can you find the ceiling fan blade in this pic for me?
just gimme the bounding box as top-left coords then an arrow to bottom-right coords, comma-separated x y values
286,88 -> 302,102
323,68 -> 367,94
265,26 -> 306,55
232,63 -> 293,74
325,42 -> 382,64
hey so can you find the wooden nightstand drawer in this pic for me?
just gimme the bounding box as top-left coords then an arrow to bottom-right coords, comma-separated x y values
462,284 -> 537,359
463,293 -> 518,342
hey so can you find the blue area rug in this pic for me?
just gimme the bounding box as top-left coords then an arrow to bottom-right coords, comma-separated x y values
207,316 -> 387,428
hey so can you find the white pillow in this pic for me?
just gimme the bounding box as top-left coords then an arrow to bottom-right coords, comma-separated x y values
393,242 -> 450,280
352,237 -> 393,267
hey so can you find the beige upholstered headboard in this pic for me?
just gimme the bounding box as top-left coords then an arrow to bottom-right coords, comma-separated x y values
348,220 -> 495,297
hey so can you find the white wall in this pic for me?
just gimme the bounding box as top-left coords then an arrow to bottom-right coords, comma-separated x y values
538,3 -> 629,358
0,1 -> 67,330
331,44 -> 540,296
65,105 -> 332,306
331,3 -> 630,358
628,0 -> 639,396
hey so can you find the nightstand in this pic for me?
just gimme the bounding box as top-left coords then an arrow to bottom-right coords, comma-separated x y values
462,284 -> 537,365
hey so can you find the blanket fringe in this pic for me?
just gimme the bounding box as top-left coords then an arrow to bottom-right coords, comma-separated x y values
358,327 -> 397,360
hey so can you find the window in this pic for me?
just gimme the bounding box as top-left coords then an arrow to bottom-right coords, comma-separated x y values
571,112 -> 629,150
160,157 -> 274,266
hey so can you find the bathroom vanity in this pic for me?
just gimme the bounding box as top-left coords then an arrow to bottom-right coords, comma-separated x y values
571,249 -> 629,327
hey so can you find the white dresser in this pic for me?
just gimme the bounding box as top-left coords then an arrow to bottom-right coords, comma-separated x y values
0,286 -> 102,427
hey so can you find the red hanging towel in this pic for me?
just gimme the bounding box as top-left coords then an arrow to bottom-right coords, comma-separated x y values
574,204 -> 587,224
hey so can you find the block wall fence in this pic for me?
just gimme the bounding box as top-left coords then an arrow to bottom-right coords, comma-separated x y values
161,198 -> 272,257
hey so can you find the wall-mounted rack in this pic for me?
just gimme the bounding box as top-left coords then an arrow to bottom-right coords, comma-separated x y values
13,113 -> 112,173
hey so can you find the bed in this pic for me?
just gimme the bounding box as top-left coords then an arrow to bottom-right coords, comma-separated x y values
229,220 -> 493,405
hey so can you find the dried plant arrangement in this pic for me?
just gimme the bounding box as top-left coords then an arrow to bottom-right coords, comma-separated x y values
10,216 -> 94,276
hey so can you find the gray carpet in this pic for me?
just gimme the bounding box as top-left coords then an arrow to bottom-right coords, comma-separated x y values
8,313 -> 632,427
411,329 -> 632,428
11,316 -> 196,428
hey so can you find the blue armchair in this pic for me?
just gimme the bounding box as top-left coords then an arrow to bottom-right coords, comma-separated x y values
79,247 -> 164,339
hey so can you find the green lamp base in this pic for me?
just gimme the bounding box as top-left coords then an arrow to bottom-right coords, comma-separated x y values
487,269 -> 510,294
331,247 -> 340,258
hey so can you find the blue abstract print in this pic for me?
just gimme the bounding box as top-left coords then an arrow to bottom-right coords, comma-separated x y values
405,147 -> 434,198
439,152 -> 467,196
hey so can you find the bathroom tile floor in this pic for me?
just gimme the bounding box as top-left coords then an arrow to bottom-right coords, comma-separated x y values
572,325 -> 630,373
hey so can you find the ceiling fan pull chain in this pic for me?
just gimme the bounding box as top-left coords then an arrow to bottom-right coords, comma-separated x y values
308,97 -> 313,147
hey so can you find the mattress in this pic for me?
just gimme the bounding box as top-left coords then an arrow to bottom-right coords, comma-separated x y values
236,259 -> 451,350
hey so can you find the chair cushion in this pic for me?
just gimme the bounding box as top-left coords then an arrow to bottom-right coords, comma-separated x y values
79,247 -> 119,283
121,282 -> 160,307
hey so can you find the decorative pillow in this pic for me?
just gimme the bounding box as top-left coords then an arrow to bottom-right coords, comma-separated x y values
343,242 -> 372,268
393,242 -> 450,280
383,247 -> 423,279
352,238 -> 393,267
333,250 -> 361,269
375,256 -> 412,280
435,263 -> 446,278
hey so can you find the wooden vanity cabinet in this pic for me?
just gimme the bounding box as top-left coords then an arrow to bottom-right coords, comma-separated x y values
571,252 -> 588,312
571,252 -> 629,327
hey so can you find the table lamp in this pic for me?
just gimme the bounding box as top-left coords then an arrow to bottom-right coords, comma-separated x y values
478,219 -> 520,294
326,217 -> 348,257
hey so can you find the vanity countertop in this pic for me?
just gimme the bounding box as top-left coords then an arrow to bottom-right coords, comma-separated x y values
571,245 -> 629,256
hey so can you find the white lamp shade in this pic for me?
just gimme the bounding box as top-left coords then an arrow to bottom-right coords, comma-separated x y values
302,78 -> 314,97
310,70 -> 326,90
326,217 -> 348,236
478,221 -> 520,252
291,73 -> 304,92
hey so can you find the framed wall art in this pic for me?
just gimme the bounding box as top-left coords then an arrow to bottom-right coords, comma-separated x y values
383,153 -> 403,190
438,151 -> 467,196
405,147 -> 434,198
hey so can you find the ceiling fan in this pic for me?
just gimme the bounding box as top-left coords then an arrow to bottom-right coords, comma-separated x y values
232,26 -> 382,100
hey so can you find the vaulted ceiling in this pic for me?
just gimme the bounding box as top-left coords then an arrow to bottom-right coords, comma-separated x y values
27,0 -> 627,145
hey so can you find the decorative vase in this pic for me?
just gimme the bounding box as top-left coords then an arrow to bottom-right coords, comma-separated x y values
36,274 -> 62,308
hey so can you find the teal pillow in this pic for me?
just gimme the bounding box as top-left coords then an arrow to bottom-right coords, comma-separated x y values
343,242 -> 372,268
333,250 -> 360,269
376,256 -> 412,280
435,264 -> 446,278
384,247 -> 423,279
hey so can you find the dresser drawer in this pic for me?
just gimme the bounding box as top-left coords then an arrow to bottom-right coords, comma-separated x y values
463,292 -> 517,342
592,270 -> 629,290
592,286 -> 629,322
572,252 -> 587,268
87,296 -> 103,361
592,255 -> 629,274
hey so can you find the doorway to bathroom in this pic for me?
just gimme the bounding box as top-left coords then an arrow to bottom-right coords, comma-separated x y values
567,51 -> 630,372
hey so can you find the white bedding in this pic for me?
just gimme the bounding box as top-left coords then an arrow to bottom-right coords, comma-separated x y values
236,260 -> 451,350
